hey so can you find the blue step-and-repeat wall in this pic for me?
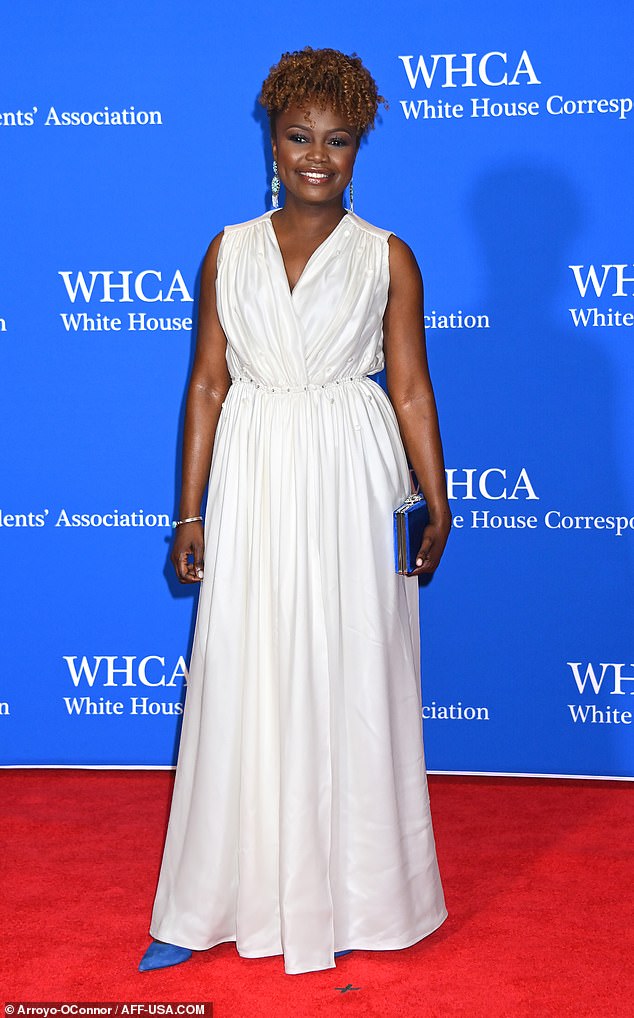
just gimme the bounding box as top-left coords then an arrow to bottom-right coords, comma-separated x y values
1,2 -> 632,777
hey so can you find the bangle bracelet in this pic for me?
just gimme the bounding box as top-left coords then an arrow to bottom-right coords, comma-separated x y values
172,515 -> 203,529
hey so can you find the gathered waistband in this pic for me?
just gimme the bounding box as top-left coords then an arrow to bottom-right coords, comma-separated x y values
230,373 -> 370,394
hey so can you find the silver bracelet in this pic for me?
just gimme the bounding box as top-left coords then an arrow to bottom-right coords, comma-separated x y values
172,515 -> 203,529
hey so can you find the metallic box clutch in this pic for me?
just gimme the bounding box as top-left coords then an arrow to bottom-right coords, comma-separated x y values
393,470 -> 430,574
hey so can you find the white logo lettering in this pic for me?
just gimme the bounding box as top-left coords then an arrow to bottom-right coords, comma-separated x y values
398,50 -> 540,89
567,662 -> 634,696
63,655 -> 189,687
58,270 -> 193,304
569,264 -> 634,298
446,468 -> 539,501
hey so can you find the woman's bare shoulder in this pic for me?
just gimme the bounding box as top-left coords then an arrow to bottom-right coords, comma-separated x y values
387,233 -> 423,289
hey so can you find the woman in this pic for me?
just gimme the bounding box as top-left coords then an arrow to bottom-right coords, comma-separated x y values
140,46 -> 452,976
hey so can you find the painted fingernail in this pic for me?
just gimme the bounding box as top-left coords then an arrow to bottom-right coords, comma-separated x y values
416,558 -> 423,566
197,569 -> 204,578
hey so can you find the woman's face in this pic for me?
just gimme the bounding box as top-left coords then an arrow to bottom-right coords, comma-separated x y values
272,102 -> 359,210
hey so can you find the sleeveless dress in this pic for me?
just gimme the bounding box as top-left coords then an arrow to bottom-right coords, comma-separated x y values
148,209 -> 448,975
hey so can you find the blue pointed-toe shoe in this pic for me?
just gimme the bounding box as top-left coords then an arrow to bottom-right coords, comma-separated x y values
139,940 -> 193,972
334,950 -> 353,958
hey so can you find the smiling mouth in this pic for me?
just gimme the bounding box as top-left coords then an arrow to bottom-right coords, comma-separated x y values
297,170 -> 333,184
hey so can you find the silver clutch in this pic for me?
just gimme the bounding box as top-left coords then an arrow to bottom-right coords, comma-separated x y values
393,470 -> 429,574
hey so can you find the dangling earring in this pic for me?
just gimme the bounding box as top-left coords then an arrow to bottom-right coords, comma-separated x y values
347,178 -> 355,214
271,160 -> 281,209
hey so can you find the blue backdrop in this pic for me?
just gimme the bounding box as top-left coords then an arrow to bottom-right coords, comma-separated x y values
1,1 -> 633,777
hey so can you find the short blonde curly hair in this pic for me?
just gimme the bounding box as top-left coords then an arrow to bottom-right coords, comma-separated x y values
259,46 -> 388,138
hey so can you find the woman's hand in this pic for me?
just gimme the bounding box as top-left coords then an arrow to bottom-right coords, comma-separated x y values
408,511 -> 452,576
171,521 -> 205,583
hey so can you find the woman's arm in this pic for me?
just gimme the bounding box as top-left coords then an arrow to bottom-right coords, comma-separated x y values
383,234 -> 452,574
171,231 -> 231,583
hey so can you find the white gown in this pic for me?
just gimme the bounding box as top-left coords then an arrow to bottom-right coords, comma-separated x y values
149,209 -> 448,975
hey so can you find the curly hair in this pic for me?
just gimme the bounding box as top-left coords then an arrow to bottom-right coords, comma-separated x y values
259,46 -> 388,138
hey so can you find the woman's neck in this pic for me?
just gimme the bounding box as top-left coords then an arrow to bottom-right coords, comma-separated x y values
273,197 -> 347,239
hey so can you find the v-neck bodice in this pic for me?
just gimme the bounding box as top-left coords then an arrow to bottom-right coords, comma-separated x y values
266,209 -> 350,296
215,209 -> 392,390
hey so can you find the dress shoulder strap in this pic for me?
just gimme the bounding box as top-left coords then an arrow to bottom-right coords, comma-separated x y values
222,211 -> 271,236
346,212 -> 393,243
216,212 -> 270,268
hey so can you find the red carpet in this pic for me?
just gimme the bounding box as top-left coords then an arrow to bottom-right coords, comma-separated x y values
1,771 -> 632,1018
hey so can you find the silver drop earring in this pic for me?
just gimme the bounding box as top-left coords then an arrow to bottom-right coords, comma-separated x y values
271,159 -> 281,209
348,177 -> 355,214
